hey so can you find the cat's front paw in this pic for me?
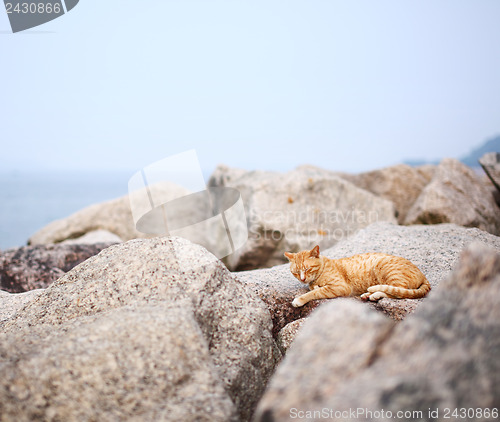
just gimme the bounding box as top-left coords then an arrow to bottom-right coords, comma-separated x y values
292,297 -> 305,307
360,291 -> 388,302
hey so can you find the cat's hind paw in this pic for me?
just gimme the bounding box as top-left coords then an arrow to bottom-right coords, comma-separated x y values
292,297 -> 305,307
360,292 -> 371,301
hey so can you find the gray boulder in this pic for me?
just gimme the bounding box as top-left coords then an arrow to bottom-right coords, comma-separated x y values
238,222 -> 500,335
0,242 -> 117,293
0,237 -> 281,422
337,164 -> 435,223
405,158 -> 500,235
480,151 -> 500,192
209,165 -> 397,270
480,152 -> 500,207
0,302 -> 237,422
254,299 -> 395,421
254,242 -> 500,421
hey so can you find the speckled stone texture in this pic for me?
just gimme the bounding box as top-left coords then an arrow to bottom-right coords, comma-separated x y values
480,152 -> 500,206
276,318 -> 308,354
254,299 -> 395,421
237,222 -> 500,334
405,158 -> 500,235
253,242 -> 500,422
335,163 -> 435,223
0,302 -> 237,422
0,290 -> 44,323
210,165 -> 397,271
0,243 -> 117,293
237,263 -> 327,338
0,237 -> 281,422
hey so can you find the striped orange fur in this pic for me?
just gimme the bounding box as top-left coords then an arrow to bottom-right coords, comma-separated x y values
284,245 -> 430,307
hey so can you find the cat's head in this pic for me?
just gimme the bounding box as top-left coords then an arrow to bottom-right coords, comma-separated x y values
284,245 -> 322,284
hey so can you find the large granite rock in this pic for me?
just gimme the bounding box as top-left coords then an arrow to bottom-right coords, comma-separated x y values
237,222 -> 500,336
0,242 -> 117,293
405,158 -> 500,235
1,302 -> 237,422
337,164 -> 435,223
253,242 -> 500,421
209,165 -> 397,271
0,237 -> 281,421
254,299 -> 395,421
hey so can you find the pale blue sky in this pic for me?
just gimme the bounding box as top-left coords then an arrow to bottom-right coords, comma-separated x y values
1,0 -> 499,174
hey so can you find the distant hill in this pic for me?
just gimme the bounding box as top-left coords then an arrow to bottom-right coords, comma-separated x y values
405,135 -> 500,168
461,135 -> 500,167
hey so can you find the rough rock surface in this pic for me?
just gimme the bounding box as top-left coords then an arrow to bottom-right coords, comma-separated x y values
253,242 -> 500,421
254,299 -> 395,421
1,302 -> 237,422
0,290 -> 44,323
405,158 -> 500,235
210,165 -> 396,270
237,222 -> 500,334
0,243 -> 116,293
276,318 -> 308,354
237,263 -> 328,338
337,164 -> 435,223
0,237 -> 281,422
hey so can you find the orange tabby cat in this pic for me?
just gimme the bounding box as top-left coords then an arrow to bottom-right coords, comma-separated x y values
285,245 -> 430,307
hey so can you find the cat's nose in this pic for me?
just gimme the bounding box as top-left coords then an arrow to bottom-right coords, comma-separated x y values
300,270 -> 305,281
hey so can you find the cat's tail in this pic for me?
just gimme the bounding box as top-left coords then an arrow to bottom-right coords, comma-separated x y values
366,279 -> 431,299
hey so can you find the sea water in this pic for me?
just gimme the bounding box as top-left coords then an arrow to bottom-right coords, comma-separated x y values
0,171 -> 131,250
0,168 -> 216,250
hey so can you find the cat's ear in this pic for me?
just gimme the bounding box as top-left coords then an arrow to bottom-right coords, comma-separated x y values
310,245 -> 320,258
284,252 -> 295,261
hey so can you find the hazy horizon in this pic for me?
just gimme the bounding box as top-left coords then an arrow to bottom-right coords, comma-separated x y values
1,1 -> 499,174
0,131 -> 495,177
